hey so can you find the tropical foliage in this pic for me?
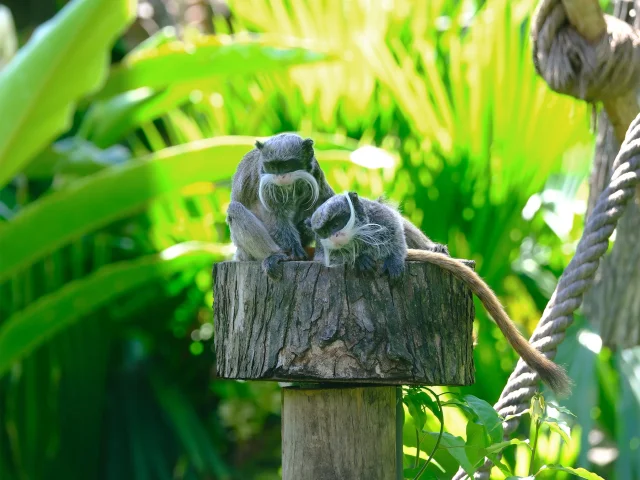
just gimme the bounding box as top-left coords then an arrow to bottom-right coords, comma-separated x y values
0,0 -> 637,478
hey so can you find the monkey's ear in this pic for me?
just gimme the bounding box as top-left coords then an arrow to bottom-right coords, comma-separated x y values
255,140 -> 265,150
301,138 -> 314,157
347,191 -> 359,203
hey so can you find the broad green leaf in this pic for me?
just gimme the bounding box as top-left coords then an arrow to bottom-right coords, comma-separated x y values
0,136 -> 254,282
545,420 -> 572,445
426,432 -> 476,477
98,36 -> 333,99
464,394 -> 504,444
0,242 -> 220,376
536,465 -> 605,480
0,0 -> 136,188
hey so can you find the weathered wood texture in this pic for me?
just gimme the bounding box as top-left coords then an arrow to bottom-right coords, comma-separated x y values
214,260 -> 475,385
582,1 -> 640,348
282,386 -> 397,480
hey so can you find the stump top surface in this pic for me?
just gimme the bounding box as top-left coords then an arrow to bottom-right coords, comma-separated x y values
214,260 -> 475,386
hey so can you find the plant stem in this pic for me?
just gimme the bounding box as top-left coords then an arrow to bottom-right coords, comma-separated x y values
413,391 -> 444,480
529,421 -> 541,476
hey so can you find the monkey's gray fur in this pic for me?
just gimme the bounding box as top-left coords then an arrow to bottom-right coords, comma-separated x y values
227,133 -> 334,278
306,192 -> 449,279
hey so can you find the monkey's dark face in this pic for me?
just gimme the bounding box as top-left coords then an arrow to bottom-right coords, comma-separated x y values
312,211 -> 350,239
257,134 -> 319,209
261,158 -> 307,185
308,195 -> 356,249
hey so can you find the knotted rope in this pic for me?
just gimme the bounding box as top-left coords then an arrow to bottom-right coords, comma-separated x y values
452,108 -> 640,480
531,0 -> 640,101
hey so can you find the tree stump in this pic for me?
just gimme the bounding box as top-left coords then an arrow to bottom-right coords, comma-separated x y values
213,259 -> 476,479
214,260 -> 475,385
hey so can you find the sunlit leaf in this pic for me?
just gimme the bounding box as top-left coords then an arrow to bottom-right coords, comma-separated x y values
545,420 -> 572,445
0,0 -> 136,188
536,464 -> 605,479
98,35 -> 333,99
0,137 -> 254,282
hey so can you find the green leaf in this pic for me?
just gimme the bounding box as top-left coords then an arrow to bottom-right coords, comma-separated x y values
486,452 -> 513,477
98,36 -> 333,99
426,432 -> 476,477
546,403 -> 578,419
0,0 -> 136,188
0,136 -> 253,282
415,391 -> 442,422
464,394 -> 504,444
0,242 -> 219,376
536,465 -> 605,479
465,421 -> 488,468
545,420 -> 572,445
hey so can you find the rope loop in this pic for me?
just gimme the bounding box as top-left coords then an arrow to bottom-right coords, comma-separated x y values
531,0 -> 640,101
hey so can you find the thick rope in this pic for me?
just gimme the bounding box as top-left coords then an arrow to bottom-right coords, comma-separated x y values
531,0 -> 640,101
452,112 -> 640,480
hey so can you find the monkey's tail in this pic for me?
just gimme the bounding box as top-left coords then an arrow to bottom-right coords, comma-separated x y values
406,249 -> 572,397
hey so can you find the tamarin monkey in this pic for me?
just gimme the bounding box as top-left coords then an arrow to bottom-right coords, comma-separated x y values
227,133 -> 334,278
306,192 -> 571,396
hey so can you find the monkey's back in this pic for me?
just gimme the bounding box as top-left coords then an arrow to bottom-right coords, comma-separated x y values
230,148 -> 262,207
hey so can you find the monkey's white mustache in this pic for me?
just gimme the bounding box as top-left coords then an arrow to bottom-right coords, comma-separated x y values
258,170 -> 319,211
321,193 -> 389,268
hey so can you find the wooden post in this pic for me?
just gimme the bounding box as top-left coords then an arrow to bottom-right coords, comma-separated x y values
213,260 -> 475,479
282,386 -> 397,480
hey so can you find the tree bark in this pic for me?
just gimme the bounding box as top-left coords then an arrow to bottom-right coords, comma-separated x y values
582,1 -> 640,348
281,386 -> 398,480
213,260 -> 475,386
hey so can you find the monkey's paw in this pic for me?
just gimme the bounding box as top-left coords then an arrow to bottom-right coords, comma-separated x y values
262,252 -> 289,280
355,254 -> 377,275
382,257 -> 405,281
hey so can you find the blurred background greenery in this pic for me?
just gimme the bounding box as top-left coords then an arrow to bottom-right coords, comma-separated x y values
0,0 -> 637,478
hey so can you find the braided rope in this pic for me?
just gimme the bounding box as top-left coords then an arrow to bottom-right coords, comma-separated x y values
452,112 -> 640,480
